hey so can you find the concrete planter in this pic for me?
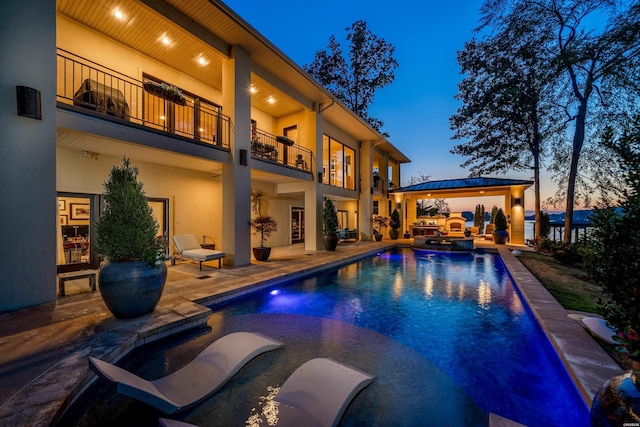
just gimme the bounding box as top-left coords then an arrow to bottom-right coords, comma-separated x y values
323,234 -> 339,251
253,247 -> 272,261
98,260 -> 167,319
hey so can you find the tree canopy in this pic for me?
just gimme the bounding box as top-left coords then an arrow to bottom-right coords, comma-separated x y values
304,20 -> 398,136
453,0 -> 640,241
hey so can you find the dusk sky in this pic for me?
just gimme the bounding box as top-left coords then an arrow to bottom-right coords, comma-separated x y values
225,0 -> 544,211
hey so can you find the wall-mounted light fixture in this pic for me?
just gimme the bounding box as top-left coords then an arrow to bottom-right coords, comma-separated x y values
239,149 -> 247,166
16,86 -> 42,120
317,172 -> 323,182
513,197 -> 522,207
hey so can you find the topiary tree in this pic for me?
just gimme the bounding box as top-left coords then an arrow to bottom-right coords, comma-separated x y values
390,208 -> 401,230
474,204 -> 485,234
95,158 -> 163,265
584,124 -> 640,362
494,208 -> 508,231
322,199 -> 339,235
489,205 -> 498,224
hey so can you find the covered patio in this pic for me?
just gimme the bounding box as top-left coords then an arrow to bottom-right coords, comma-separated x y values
390,177 -> 534,245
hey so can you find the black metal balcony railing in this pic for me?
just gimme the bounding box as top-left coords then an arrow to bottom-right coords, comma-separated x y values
251,128 -> 313,173
56,49 -> 231,150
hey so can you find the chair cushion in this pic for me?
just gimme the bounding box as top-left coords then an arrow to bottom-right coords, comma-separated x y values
174,234 -> 201,251
181,249 -> 225,261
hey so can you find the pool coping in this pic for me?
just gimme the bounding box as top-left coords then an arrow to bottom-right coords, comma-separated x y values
0,242 -> 622,424
496,246 -> 621,408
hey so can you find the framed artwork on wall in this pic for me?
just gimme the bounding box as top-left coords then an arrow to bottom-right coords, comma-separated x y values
58,199 -> 66,211
70,203 -> 90,220
59,215 -> 68,225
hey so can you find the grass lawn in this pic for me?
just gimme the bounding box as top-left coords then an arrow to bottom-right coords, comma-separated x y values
516,251 -> 601,313
516,250 -> 631,369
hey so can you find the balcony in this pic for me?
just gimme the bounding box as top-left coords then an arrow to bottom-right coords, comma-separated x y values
251,128 -> 313,174
56,49 -> 231,150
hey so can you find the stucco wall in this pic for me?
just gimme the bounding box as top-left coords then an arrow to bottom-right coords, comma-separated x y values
0,0 -> 57,311
57,148 -> 223,254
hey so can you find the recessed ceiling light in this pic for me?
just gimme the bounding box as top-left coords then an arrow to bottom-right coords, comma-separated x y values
267,96 -> 275,104
249,85 -> 257,94
159,115 -> 165,121
159,33 -> 172,46
113,8 -> 125,20
197,55 -> 208,66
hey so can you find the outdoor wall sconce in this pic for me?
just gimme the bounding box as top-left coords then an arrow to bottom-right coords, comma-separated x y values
239,149 -> 248,166
513,197 -> 522,207
16,86 -> 42,120
317,172 -> 323,182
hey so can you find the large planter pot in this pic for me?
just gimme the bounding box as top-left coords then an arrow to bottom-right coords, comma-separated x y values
591,368 -> 640,426
389,229 -> 400,240
323,233 -> 339,251
253,246 -> 272,261
98,260 -> 167,319
492,230 -> 509,244
374,233 -> 383,242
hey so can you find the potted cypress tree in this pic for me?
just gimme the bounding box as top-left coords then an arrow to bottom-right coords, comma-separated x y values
95,158 -> 168,319
389,208 -> 401,240
250,215 -> 278,261
322,199 -> 340,251
492,208 -> 509,244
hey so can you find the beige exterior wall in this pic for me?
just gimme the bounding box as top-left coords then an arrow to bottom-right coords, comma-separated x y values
57,147 -> 224,253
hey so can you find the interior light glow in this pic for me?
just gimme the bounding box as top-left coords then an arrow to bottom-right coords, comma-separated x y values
159,115 -> 165,121
113,8 -> 126,20
159,33 -> 172,46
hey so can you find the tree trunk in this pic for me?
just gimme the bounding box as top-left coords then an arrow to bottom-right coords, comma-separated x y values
563,102 -> 588,243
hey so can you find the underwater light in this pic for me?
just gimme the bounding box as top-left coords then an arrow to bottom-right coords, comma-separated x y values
270,289 -> 280,296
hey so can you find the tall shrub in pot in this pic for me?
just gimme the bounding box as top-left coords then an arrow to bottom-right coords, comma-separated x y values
322,199 -> 340,251
389,208 -> 401,239
95,158 -> 168,319
250,215 -> 278,261
492,208 -> 509,244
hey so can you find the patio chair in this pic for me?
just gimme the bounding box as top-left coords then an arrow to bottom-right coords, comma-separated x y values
89,332 -> 285,415
173,234 -> 225,270
159,357 -> 374,427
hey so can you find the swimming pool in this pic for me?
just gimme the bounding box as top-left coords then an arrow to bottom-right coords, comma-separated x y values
61,248 -> 590,426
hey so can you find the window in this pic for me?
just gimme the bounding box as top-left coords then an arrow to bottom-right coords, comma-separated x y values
373,201 -> 379,215
322,134 -> 356,190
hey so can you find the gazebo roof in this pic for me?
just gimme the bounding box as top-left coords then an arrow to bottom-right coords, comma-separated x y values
391,177 -> 533,198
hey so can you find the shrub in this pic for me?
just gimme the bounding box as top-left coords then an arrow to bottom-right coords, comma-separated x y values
390,208 -> 401,230
322,199 -> 339,235
95,158 -> 166,266
494,208 -> 508,231
583,123 -> 640,360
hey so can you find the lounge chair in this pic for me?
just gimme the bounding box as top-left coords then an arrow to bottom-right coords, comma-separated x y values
274,358 -> 374,427
173,234 -> 225,270
89,332 -> 285,415
159,358 -> 374,427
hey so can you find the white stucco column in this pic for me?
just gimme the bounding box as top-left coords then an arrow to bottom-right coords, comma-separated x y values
221,46 -> 252,265
359,140 -> 374,240
509,186 -> 526,245
305,107 -> 323,251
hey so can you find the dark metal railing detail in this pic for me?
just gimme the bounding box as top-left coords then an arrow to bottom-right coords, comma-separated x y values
251,128 -> 313,174
56,49 -> 231,150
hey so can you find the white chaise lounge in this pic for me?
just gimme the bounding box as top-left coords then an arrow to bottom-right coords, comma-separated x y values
160,357 -> 374,427
173,234 -> 225,270
89,332 -> 284,415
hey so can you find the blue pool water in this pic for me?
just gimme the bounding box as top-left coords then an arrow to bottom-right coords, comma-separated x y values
209,248 -> 589,426
60,248 -> 590,426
